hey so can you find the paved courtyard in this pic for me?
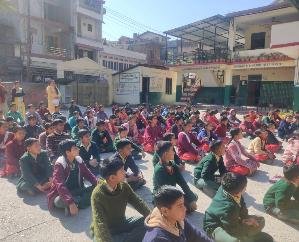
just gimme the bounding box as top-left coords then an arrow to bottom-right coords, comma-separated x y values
1,132 -> 299,242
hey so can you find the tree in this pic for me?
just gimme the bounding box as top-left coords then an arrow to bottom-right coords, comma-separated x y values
0,0 -> 15,11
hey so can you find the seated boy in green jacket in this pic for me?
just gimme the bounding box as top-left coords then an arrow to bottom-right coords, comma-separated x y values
204,172 -> 273,242
263,164 -> 299,224
17,138 -> 53,195
194,140 -> 227,198
153,141 -> 198,213
91,158 -> 150,242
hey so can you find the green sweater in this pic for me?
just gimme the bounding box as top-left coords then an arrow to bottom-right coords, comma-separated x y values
90,180 -> 150,242
263,179 -> 299,210
204,186 -> 249,237
153,162 -> 197,203
194,152 -> 227,182
7,110 -> 24,123
113,135 -> 142,152
17,151 -> 53,189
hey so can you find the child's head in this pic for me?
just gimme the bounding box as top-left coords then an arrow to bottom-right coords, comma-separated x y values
96,120 -> 106,131
44,122 -> 54,135
204,122 -> 213,131
222,172 -> 247,196
220,116 -> 228,125
154,185 -> 186,222
267,123 -> 276,132
77,117 -> 85,128
0,120 -> 7,135
175,115 -> 183,125
115,139 -> 132,158
156,141 -> 174,162
182,120 -> 193,132
28,115 -> 37,126
27,104 -> 35,113
109,114 -> 117,123
25,138 -> 41,155
10,103 -> 16,112
255,129 -> 268,140
283,164 -> 299,186
118,126 -> 128,138
78,129 -> 90,144
285,115 -> 293,123
59,139 -> 79,160
210,140 -> 225,156
148,115 -> 158,126
163,133 -> 176,146
14,126 -> 26,141
100,158 -> 125,183
52,119 -> 64,133
243,114 -> 251,122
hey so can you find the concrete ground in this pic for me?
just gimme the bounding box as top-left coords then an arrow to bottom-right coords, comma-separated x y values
0,126 -> 299,241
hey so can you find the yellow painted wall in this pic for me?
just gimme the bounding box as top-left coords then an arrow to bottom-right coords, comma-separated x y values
244,25 -> 271,50
233,67 -> 295,81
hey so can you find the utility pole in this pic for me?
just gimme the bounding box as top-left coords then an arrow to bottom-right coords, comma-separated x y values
26,0 -> 32,82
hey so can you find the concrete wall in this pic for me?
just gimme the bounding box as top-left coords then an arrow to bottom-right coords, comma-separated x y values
271,21 -> 299,47
78,15 -> 99,40
233,67 -> 295,81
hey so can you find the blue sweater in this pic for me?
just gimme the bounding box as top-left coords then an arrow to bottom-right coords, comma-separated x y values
143,219 -> 213,242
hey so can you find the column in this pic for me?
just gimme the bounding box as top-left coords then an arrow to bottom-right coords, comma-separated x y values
294,58 -> 299,111
227,18 -> 236,52
224,67 -> 233,106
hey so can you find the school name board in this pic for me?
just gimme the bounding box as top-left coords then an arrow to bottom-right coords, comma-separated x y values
116,72 -> 140,95
233,61 -> 294,70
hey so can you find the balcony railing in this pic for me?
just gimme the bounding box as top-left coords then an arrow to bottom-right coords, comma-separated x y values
46,47 -> 72,59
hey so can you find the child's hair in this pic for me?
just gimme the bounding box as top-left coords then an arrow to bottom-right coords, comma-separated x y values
27,115 -> 36,121
44,122 -> 54,130
183,119 -> 193,127
52,119 -> 64,126
243,114 -> 250,119
154,185 -> 184,208
118,126 -> 128,133
58,139 -> 77,156
220,116 -> 228,122
222,172 -> 247,194
96,120 -> 105,126
115,139 -> 131,150
147,115 -> 156,122
100,158 -> 124,179
230,128 -> 241,138
203,122 -> 211,128
109,114 -> 117,119
283,164 -> 299,181
14,126 -> 25,133
6,116 -> 14,122
174,115 -> 183,122
24,138 -> 39,148
76,117 -> 84,124
254,129 -> 266,137
210,140 -> 223,153
78,129 -> 90,139
156,141 -> 172,157
163,133 -> 175,141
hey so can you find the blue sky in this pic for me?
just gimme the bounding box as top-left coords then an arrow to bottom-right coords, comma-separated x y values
103,0 -> 274,40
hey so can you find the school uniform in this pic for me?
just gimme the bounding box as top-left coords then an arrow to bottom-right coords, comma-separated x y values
142,125 -> 163,153
152,150 -> 183,168
240,121 -> 255,138
263,179 -> 299,224
278,120 -> 296,139
46,131 -> 71,162
17,151 -> 53,193
24,124 -> 44,139
177,131 -> 201,162
281,139 -> 299,165
91,129 -> 114,153
204,186 -> 273,242
265,130 -> 281,154
248,137 -> 272,162
78,141 -> 100,175
194,152 -> 227,198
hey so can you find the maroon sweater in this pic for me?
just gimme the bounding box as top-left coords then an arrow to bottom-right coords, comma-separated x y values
177,131 -> 203,156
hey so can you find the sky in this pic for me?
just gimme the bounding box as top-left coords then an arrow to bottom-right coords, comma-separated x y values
102,0 -> 274,41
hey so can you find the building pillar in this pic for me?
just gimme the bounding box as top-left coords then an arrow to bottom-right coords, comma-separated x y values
227,18 -> 236,52
294,58 -> 299,111
224,67 -> 233,106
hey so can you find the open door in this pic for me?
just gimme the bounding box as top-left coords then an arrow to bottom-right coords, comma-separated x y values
247,75 -> 262,106
141,77 -> 150,104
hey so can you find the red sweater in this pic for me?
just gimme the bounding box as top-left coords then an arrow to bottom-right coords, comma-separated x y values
177,131 -> 203,156
143,125 -> 163,147
214,123 -> 227,138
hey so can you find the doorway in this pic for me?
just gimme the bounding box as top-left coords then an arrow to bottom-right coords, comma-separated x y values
141,77 -> 150,104
247,75 -> 262,106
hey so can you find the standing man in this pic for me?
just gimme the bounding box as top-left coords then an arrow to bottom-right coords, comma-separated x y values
0,79 -> 7,113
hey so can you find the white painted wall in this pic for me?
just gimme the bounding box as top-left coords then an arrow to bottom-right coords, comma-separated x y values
271,21 -> 299,47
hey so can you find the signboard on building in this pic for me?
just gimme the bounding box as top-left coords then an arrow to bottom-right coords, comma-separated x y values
116,72 -> 140,95
233,61 -> 295,70
150,76 -> 164,92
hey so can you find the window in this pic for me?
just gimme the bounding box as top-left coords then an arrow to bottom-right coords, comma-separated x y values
103,60 -> 107,67
165,78 -> 172,95
78,49 -> 84,58
87,50 -> 94,60
87,24 -> 93,32
119,63 -> 124,71
113,62 -> 118,71
46,35 -> 58,48
251,32 -> 266,50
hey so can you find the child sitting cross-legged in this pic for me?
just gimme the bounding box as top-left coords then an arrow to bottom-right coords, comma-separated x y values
240,114 -> 256,139
248,129 -> 276,163
194,140 -> 227,198
152,133 -> 185,171
153,141 -> 198,213
265,123 -> 282,154
263,164 -> 299,225
17,138 -> 53,195
281,130 -> 299,166
90,158 -> 150,242
143,185 -> 213,242
111,139 -> 146,191
197,122 -> 218,153
204,172 -> 273,242
47,139 -> 97,216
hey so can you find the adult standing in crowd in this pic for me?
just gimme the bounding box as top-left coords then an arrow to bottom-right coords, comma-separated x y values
0,79 -> 7,113
11,80 -> 25,118
46,79 -> 61,114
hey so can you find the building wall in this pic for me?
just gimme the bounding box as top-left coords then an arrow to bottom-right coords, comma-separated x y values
113,66 -> 177,105
271,21 -> 299,47
78,15 -> 99,40
244,24 -> 272,50
233,67 -> 295,81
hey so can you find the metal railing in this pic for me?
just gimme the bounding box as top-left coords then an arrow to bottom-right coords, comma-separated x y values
46,47 -> 72,59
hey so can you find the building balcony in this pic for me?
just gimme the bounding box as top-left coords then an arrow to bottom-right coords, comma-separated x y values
76,35 -> 103,49
77,0 -> 105,20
